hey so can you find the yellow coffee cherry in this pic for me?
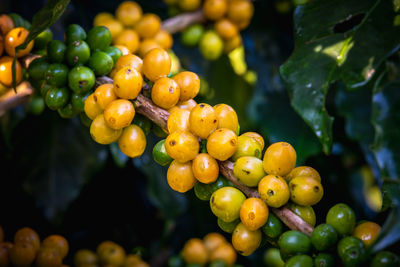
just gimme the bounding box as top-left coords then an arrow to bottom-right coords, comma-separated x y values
5,27 -> 34,57
167,160 -> 197,193
215,18 -> 238,40
104,99 -> 135,130
192,153 -> 219,184
154,30 -> 173,51
210,187 -> 246,222
98,19 -> 123,40
114,44 -> 130,55
151,77 -> 180,109
167,108 -> 190,133
172,71 -> 200,101
179,0 -> 202,11
203,0 -> 228,20
93,12 -> 113,26
233,156 -> 265,187
115,1 -> 142,27
287,203 -> 316,227
241,132 -> 265,150
289,176 -> 323,206
258,174 -> 290,208
352,221 -> 381,248
115,54 -> 143,73
214,103 -> 238,132
182,238 -> 208,265
114,29 -> 140,53
135,14 -> 161,39
232,223 -> 261,256
239,198 -> 269,231
90,114 -> 122,144
94,84 -> 117,109
209,242 -> 237,265
227,0 -> 254,24
138,39 -> 161,58
285,166 -> 321,182
189,103 -> 218,139
142,48 -> 171,82
113,66 -> 143,99
85,93 -> 103,120
118,124 -> 146,158
207,128 -> 238,161
165,130 -> 199,163
263,142 -> 297,176
203,233 -> 226,252
224,34 -> 242,53
170,99 -> 198,113
231,135 -> 263,161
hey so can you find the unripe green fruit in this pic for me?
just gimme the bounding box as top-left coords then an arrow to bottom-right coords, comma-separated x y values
199,30 -> 223,60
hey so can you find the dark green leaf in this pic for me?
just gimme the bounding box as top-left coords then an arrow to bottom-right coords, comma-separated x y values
372,204 -> 400,252
280,0 -> 400,153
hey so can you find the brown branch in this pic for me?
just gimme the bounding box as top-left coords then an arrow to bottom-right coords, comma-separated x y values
162,9 -> 205,34
0,82 -> 34,116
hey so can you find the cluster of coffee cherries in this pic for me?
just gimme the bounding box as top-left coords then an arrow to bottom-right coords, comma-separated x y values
74,241 -> 148,267
169,232 -> 239,266
93,1 -> 173,59
0,226 -> 69,267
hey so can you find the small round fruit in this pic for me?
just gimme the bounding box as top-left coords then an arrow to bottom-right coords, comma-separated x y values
115,54 -> 143,73
311,224 -> 338,251
151,77 -> 180,109
224,34 -> 242,53
210,186 -> 246,222
45,63 -> 69,87
239,197 -> 269,231
227,0 -> 254,24
167,160 -> 197,193
36,247 -> 62,267
114,29 -> 140,53
262,213 -> 283,239
288,203 -> 316,227
285,166 -> 321,182
278,230 -> 311,256
28,57 -> 49,81
352,221 -> 380,247
74,249 -> 98,266
58,103 -> 78,119
165,130 -> 199,163
116,1 -> 142,26
209,242 -> 236,265
263,248 -> 284,267
45,87 -> 69,110
233,156 -> 265,187
97,241 -> 126,266
154,30 -> 173,50
176,99 -> 197,111
182,238 -> 208,265
203,232 -> 226,252
314,253 -> 335,267
65,40 -> 90,66
203,0 -> 228,20
189,103 -> 218,139
68,66 -> 95,94
14,227 -> 40,252
258,174 -> 290,208
5,27 -> 34,57
0,56 -> 22,87
84,93 -> 103,120
10,242 -> 36,267
167,108 -> 190,133
65,24 -> 86,45
104,99 -> 135,130
138,39 -> 161,58
231,135 -> 263,161
0,14 -> 14,36
215,19 -> 238,40
179,0 -> 201,11
213,104 -> 238,132
181,24 -> 204,47
118,124 -> 146,158
263,142 -> 297,176
88,51 -> 114,76
232,223 -> 261,256
142,48 -> 171,81
192,153 -> 219,183
207,128 -> 238,161
285,255 -> 313,267
153,139 -> 173,166
218,218 -> 239,234
371,251 -> 400,267
194,182 -> 215,201
199,31 -> 223,60
114,44 -> 130,55
172,71 -> 200,101
47,40 -> 67,63
90,114 -> 122,144
337,236 -> 367,267
135,14 -> 161,39
113,66 -> 143,99
86,26 -> 112,51
104,46 -> 123,65
94,83 -> 117,109
289,176 -> 323,206
326,203 -> 356,236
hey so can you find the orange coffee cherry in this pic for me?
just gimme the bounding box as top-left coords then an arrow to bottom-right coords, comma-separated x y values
0,56 -> 23,87
232,223 -> 261,256
113,66 -> 143,99
135,14 -> 161,39
36,247 -> 62,267
215,19 -> 238,40
240,132 -> 265,150
182,238 -> 208,265
94,84 -> 117,109
10,242 -> 36,267
203,0 -> 228,21
176,99 -> 197,111
90,114 -> 123,144
289,176 -> 323,206
151,77 -> 180,109
167,108 -> 190,133
240,197 -> 269,231
167,160 -> 197,193
114,44 -> 130,56
14,227 -> 40,252
0,242 -> 13,267
263,142 -> 297,176
154,30 -> 173,50
74,249 -> 98,266
179,0 -> 202,11
118,124 -> 146,158
189,103 -> 218,139
214,103 -> 238,132
165,130 -> 199,163
142,48 -> 171,81
98,19 -> 123,40
209,242 -> 236,265
172,71 -> 201,101
5,27 -> 34,57
137,39 -> 161,58
84,93 -> 103,120
115,54 -> 143,73
203,232 -> 226,252
116,1 -> 143,27
192,153 -> 219,183
104,99 -> 135,130
352,221 -> 381,247
258,174 -> 290,208
207,128 -> 238,161
114,29 -> 140,53
0,14 -> 14,36
97,241 -> 126,266
285,166 -> 321,182
227,0 -> 254,24
224,34 -> 242,53
41,235 -> 69,259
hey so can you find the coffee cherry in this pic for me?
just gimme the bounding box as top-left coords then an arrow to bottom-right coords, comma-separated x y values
5,27 -> 33,57
165,130 -> 199,163
167,108 -> 190,133
114,44 -> 130,55
215,18 -> 238,40
45,87 -> 69,110
94,84 -> 117,109
239,197 -> 269,231
289,176 -> 323,206
47,40 -> 67,63
232,223 -> 261,256
41,235 -> 69,260
209,243 -> 237,265
326,203 -> 356,236
179,0 -> 201,11
172,71 -> 201,101
118,124 -> 146,158
258,174 -> 290,208
167,160 -> 197,193
285,255 -> 313,267
189,103 -> 218,139
311,224 -> 338,251
288,203 -> 316,227
138,39 -> 161,58
154,30 -> 173,50
114,29 -> 140,53
352,221 -> 380,247
65,24 -> 86,45
0,56 -> 22,87
203,233 -> 226,252
210,187 -> 246,222
218,218 -> 239,234
231,135 -> 263,161
86,26 -> 112,51
116,1 -> 142,27
104,46 -> 123,65
241,132 -> 265,150
142,48 -> 171,81
84,93 -> 103,120
263,142 -> 297,176
199,30 -> 224,60
115,54 -> 143,73
233,156 -> 265,187
181,24 -> 205,47
207,128 -> 238,161
104,99 -> 135,130
153,139 -> 173,166
314,253 -> 335,267
90,114 -> 122,144
175,99 -> 197,111
113,66 -> 143,99
285,166 -> 321,182
88,51 -> 114,76
278,230 -> 311,256
263,248 -> 285,267
192,153 -> 219,184
65,40 -> 90,66
227,0 -> 254,24
203,0 -> 228,20
337,236 -> 367,267
214,104 -> 239,132
182,238 -> 208,265
135,14 -> 161,39
224,34 -> 242,53
371,251 -> 400,267
0,14 -> 14,36
262,213 -> 283,239
68,66 -> 95,94
151,77 -> 180,109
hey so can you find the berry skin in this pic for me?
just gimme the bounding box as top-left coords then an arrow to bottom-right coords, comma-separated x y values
181,24 -> 205,47
233,156 -> 265,187
203,232 -> 226,252
192,153 -> 219,184
86,26 -> 112,51
10,242 -> 36,267
258,174 -> 290,208
68,66 -> 95,94
97,241 -> 126,266
215,19 -> 238,40
239,197 -> 269,231
232,223 -> 262,256
104,99 -> 135,130
224,34 -> 242,53
218,218 -> 239,234
88,51 -> 114,76
240,132 -> 265,150
5,27 -> 34,57
263,248 -> 285,267
138,39 -> 161,58
98,19 -> 124,41
0,14 -> 14,36
311,224 -> 338,251
135,14 -> 161,39
326,203 -> 356,236
262,213 -> 283,239
0,56 -> 22,87
189,103 -> 218,139
45,87 -> 69,110
153,139 -> 173,166
90,114 -> 122,144
104,46 -> 123,65
371,251 -> 400,267
114,44 -> 130,56
288,203 -> 316,227
35,247 -> 63,267
182,238 -> 208,265
118,124 -> 146,158
263,142 -> 297,176
172,71 -> 201,101
285,255 -> 314,267
114,29 -> 140,53
45,63 -> 69,87
209,242 -> 237,265
151,77 -> 180,109
231,135 -> 263,161
227,0 -> 254,24
199,31 -> 224,60
28,57 -> 49,81
203,0 -> 228,21
175,99 -> 197,112
143,48 -> 171,81
278,230 -> 312,256
47,40 -> 67,63
207,128 -> 238,161
289,176 -> 323,206
113,66 -> 143,99
65,40 -> 91,67
14,227 -> 41,252
337,236 -> 367,267
0,242 -> 12,267
179,0 -> 202,11
210,186 -> 246,222
167,160 -> 197,193
41,235 -> 69,259
94,83 -> 117,109
93,12 -> 113,26
214,104 -> 238,132
154,30 -> 173,50
116,1 -> 142,27
285,166 -> 321,182
65,24 -> 86,45
167,108 -> 190,133
352,221 -> 380,247
314,253 -> 335,267
84,93 -> 103,120
165,130 -> 199,163
115,54 -> 143,73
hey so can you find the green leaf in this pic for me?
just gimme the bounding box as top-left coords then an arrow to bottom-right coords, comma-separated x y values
280,0 -> 400,153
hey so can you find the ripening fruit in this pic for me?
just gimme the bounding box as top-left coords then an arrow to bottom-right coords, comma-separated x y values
172,71 -> 201,101
115,54 -> 143,73
258,174 -> 290,208
165,130 -> 199,163
263,142 -> 297,176
179,0 -> 202,11
240,198 -> 269,231
151,77 -> 180,109
227,0 -> 254,24
5,27 -> 34,57
215,19 -> 238,40
233,156 -> 265,187
231,135 -> 263,161
209,242 -> 237,265
214,104 -> 238,132
192,153 -> 219,184
94,84 -> 117,109
189,103 -> 218,139
154,30 -> 173,50
138,39 -> 161,58
167,160 -> 197,193
203,0 -> 228,20
113,66 -> 143,99
232,223 -> 262,256
167,108 -> 190,133
199,30 -> 224,60
114,29 -> 140,53
203,232 -> 226,252
35,247 -> 62,267
97,241 -> 126,266
352,221 -> 381,247
0,56 -> 22,87
289,176 -> 323,206
74,249 -> 98,266
14,227 -> 41,252
135,14 -> 161,39
175,99 -> 197,111
93,12 -> 113,26
224,34 -> 242,53
0,14 -> 14,36
207,128 -> 238,161
326,203 -> 356,236
288,203 -> 316,227
182,238 -> 208,265
210,186 -> 246,222
104,99 -> 135,130
84,93 -> 103,120
142,48 -> 171,81
240,132 -> 265,150
97,19 -> 123,40
41,235 -> 69,259
90,114 -> 122,144
118,124 -> 146,158
114,44 -> 130,55
285,166 -> 321,182
115,1 -> 142,27
10,242 -> 36,267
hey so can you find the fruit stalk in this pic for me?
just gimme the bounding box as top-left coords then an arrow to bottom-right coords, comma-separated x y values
162,9 -> 205,34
